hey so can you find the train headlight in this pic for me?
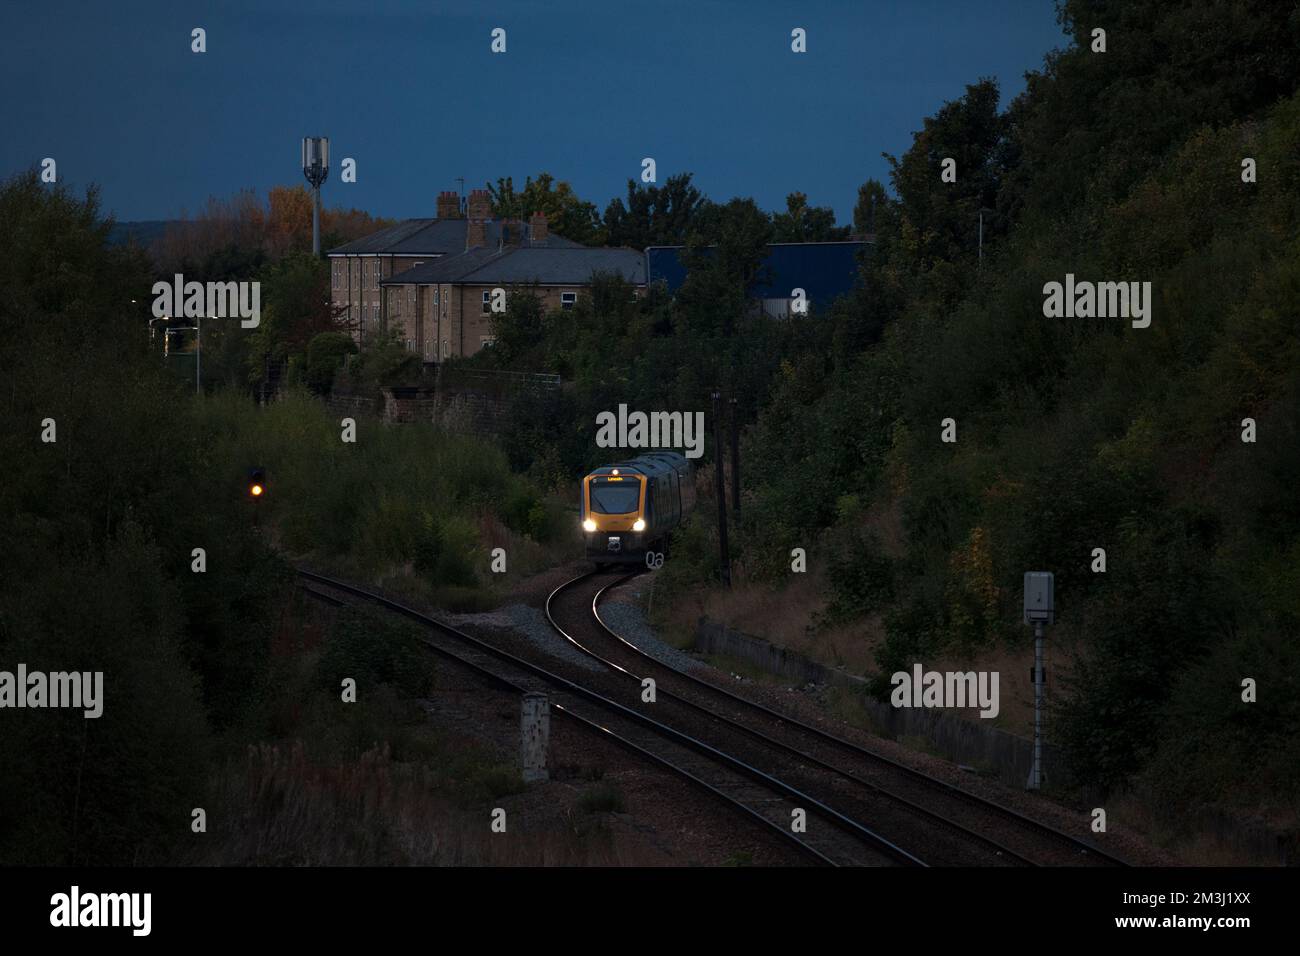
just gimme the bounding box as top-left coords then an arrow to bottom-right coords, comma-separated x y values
632,519 -> 646,532
583,518 -> 597,533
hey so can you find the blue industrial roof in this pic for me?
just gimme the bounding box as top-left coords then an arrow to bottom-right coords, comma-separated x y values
645,241 -> 867,309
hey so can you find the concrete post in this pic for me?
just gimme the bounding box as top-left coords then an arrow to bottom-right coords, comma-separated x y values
520,692 -> 550,783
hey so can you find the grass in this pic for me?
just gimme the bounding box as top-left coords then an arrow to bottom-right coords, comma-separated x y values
899,734 -> 944,759
824,685 -> 891,738
577,782 -> 626,814
697,653 -> 788,686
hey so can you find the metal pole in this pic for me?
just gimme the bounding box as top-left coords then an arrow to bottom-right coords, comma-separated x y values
712,390 -> 731,588
729,396 -> 740,516
1030,620 -> 1043,790
312,185 -> 321,257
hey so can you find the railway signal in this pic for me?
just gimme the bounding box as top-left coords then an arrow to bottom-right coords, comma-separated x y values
248,467 -> 267,499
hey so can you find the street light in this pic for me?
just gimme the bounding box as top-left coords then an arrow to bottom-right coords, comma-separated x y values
302,136 -> 330,256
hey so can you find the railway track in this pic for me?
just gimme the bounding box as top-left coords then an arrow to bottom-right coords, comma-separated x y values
297,569 -> 923,867
547,569 -> 1130,867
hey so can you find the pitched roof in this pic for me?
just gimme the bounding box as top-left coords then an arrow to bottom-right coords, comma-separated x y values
381,246 -> 646,286
329,218 -> 584,255
386,247 -> 506,283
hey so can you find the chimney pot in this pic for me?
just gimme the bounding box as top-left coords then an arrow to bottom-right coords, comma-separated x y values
467,188 -> 492,222
436,191 -> 461,220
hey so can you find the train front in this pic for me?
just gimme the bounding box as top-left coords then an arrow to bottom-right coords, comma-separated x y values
582,467 -> 646,564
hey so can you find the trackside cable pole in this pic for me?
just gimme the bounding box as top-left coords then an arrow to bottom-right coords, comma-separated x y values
712,390 -> 731,588
729,396 -> 740,516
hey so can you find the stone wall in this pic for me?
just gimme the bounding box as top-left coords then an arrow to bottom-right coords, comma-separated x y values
324,391 -> 380,420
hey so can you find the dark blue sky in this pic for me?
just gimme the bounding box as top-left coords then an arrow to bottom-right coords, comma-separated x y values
1,1 -> 1067,225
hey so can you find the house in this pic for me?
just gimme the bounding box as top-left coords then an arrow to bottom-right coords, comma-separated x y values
644,240 -> 867,317
327,188 -> 585,343
380,242 -> 646,361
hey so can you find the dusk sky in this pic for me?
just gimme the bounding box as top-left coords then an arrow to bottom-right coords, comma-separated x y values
2,1 -> 1068,225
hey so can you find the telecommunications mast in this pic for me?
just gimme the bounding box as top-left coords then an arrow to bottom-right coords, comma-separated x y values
302,136 -> 330,255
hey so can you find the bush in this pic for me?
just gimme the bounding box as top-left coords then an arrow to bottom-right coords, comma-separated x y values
821,530 -> 895,625
305,331 -> 357,394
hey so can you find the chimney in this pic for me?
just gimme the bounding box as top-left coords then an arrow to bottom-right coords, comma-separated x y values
465,188 -> 491,249
437,191 -> 461,219
467,218 -> 487,248
529,212 -> 548,244
502,219 -> 528,247
467,188 -> 492,222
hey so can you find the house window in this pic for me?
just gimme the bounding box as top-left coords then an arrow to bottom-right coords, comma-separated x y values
482,290 -> 493,314
561,291 -> 577,310
480,335 -> 496,348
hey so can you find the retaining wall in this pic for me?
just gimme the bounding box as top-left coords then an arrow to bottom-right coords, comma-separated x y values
693,618 -> 1060,789
693,617 -> 1294,863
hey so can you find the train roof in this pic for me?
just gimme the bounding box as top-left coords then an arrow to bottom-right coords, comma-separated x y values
587,452 -> 691,479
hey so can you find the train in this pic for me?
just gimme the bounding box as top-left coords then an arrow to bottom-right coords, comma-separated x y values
580,452 -> 696,566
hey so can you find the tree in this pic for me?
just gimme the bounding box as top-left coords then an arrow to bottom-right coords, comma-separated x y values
488,285 -> 547,367
154,186 -> 394,275
771,192 -> 850,242
602,172 -> 707,250
0,170 -> 282,863
852,179 -> 890,236
486,173 -> 603,245
305,331 -> 358,394
884,78 -> 1008,271
246,252 -> 339,391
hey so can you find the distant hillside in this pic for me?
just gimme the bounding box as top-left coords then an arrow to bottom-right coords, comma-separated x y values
107,219 -> 179,247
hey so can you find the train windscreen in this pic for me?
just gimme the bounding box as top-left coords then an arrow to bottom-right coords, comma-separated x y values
589,479 -> 641,514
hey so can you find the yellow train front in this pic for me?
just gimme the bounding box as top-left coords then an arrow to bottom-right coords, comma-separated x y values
581,452 -> 695,566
